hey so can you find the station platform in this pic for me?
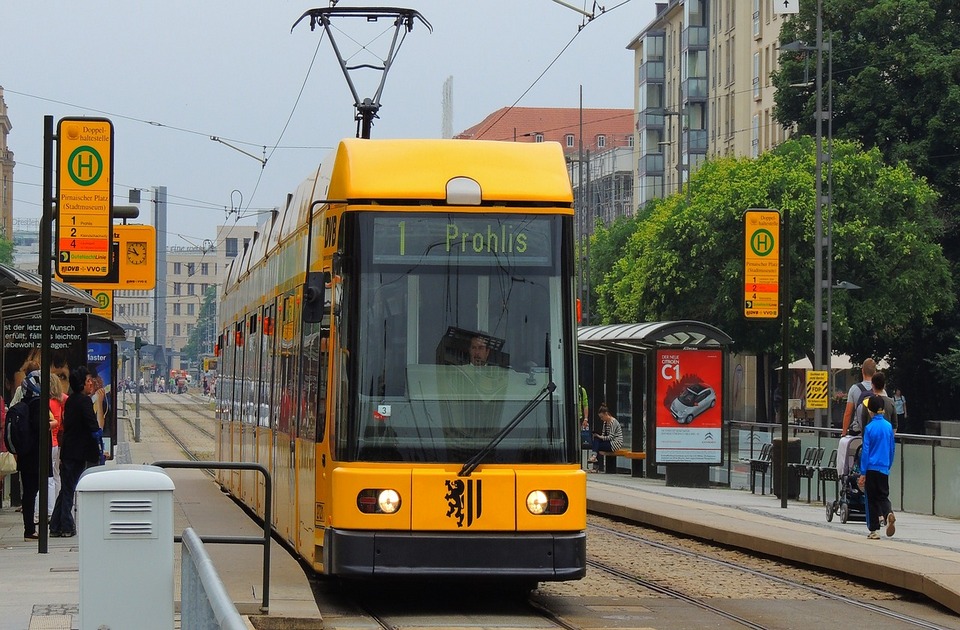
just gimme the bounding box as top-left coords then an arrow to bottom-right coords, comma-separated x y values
3,454 -> 960,628
586,473 -> 960,616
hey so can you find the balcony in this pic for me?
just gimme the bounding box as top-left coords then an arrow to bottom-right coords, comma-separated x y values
639,61 -> 665,83
682,25 -> 709,50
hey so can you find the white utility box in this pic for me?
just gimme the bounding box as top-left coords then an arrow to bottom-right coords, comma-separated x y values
77,465 -> 175,630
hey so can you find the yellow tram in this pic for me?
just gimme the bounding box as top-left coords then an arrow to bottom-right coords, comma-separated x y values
216,139 -> 586,582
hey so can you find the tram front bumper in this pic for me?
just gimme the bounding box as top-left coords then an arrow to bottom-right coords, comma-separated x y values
324,529 -> 586,580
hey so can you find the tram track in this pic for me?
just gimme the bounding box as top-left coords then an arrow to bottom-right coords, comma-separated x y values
584,521 -> 955,629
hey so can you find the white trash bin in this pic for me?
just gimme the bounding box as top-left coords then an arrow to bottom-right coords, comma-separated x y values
77,465 -> 175,630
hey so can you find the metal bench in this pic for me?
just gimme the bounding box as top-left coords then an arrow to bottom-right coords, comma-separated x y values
749,443 -> 773,494
790,447 -> 824,503
816,449 -> 839,505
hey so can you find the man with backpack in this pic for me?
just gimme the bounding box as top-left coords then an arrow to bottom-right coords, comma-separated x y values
4,371 -> 46,541
841,358 -> 877,438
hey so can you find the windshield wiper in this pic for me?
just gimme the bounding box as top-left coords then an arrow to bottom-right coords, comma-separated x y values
458,380 -> 556,477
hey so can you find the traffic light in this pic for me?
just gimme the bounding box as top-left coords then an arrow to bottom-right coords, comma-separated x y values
135,336 -> 142,351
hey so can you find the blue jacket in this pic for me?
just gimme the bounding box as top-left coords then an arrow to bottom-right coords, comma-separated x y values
862,413 -> 895,475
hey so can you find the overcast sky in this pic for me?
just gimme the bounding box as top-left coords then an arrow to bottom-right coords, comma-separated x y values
2,1 -> 654,248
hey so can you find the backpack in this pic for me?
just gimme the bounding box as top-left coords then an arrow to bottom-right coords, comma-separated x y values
848,383 -> 871,435
3,401 -> 33,457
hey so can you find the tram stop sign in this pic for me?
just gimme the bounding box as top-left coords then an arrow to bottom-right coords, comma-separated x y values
56,117 -> 114,281
743,209 -> 780,319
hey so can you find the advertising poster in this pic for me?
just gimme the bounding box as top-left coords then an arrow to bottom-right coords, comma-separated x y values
2,315 -> 87,403
655,349 -> 723,464
87,341 -> 116,461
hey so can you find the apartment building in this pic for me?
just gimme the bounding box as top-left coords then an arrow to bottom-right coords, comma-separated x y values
628,0 -> 789,206
456,106 -> 636,241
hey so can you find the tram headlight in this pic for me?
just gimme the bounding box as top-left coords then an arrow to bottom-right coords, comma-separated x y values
526,490 -> 549,515
357,489 -> 402,514
526,490 -> 569,515
377,489 -> 401,514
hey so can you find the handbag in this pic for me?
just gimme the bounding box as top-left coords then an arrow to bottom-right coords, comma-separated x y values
0,451 -> 16,476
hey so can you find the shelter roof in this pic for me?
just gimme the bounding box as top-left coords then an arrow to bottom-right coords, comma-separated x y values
88,314 -> 127,342
0,263 -> 99,318
577,321 -> 733,354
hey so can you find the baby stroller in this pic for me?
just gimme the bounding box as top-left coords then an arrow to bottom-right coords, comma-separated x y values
827,435 -> 866,523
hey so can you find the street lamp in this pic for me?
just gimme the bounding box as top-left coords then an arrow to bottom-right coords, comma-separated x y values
782,0 -> 832,427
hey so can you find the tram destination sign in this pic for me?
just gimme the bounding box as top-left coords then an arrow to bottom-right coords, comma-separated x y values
743,209 -> 780,319
56,117 -> 114,281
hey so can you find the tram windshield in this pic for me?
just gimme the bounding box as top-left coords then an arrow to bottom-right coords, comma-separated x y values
342,212 -> 574,464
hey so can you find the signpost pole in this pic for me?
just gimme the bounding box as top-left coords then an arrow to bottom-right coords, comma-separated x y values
780,206 -> 790,509
39,115 -> 55,553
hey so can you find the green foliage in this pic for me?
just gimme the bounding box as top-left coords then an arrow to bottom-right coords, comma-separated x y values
590,138 -> 952,361
181,286 -> 217,364
0,237 -> 12,265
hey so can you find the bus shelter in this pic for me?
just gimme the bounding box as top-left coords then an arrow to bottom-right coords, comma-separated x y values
577,321 -> 733,484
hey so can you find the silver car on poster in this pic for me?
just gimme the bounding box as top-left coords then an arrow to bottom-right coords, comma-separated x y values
669,383 -> 716,424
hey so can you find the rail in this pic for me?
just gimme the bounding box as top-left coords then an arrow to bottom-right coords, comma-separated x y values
180,527 -> 248,629
727,421 -> 960,518
152,460 -> 272,613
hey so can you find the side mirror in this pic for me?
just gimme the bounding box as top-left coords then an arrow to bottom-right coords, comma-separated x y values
303,271 -> 331,324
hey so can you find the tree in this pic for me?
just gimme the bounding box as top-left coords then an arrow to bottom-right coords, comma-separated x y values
181,286 -> 217,366
0,236 -> 12,264
591,138 -> 952,365
773,1 -> 960,418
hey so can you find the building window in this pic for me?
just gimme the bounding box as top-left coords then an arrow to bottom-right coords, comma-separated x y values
201,263 -> 209,275
173,263 -> 181,275
174,283 -> 181,296
628,135 -> 635,147
173,303 -> 181,315
188,283 -> 195,296
187,303 -> 196,316
565,134 -> 575,148
187,263 -> 195,277
174,324 -> 181,336
753,52 -> 761,99
534,133 -> 544,143
597,135 -> 606,148
226,238 -> 238,258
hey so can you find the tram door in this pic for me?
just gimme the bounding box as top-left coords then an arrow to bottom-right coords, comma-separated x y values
240,310 -> 261,508
273,290 -> 301,542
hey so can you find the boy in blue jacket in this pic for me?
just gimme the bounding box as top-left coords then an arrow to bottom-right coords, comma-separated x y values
859,395 -> 897,539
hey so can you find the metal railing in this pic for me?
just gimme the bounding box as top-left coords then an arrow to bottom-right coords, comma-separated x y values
726,421 -> 960,518
181,527 -> 247,629
152,460 -> 272,612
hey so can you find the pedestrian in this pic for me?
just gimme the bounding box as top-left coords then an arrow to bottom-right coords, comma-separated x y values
893,388 -> 908,431
859,394 -> 897,539
841,358 -> 876,437
34,370 -> 66,524
588,403 -> 623,472
11,371 -> 46,540
50,366 -> 102,538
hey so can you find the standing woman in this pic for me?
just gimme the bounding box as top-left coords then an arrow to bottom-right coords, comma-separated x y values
50,366 -> 100,538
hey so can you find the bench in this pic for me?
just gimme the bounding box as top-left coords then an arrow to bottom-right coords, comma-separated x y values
595,449 -> 646,477
816,449 -> 839,505
749,443 -> 773,495
789,447 -> 824,503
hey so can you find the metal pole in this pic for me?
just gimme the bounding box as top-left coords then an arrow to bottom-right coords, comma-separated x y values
780,204 -> 791,509
825,33 -> 834,420
814,0 -> 826,426
135,344 -> 141,442
39,115 -> 54,552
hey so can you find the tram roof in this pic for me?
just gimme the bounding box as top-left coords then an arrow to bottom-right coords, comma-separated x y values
327,139 -> 575,205
577,321 -> 733,354
0,262 -> 99,319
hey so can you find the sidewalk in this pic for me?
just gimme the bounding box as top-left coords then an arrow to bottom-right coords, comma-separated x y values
0,402 -> 320,630
586,473 -> 960,615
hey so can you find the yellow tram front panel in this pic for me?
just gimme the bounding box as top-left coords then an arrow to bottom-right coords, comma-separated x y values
329,466 -> 412,529
410,468 -> 516,530
515,468 -> 587,531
